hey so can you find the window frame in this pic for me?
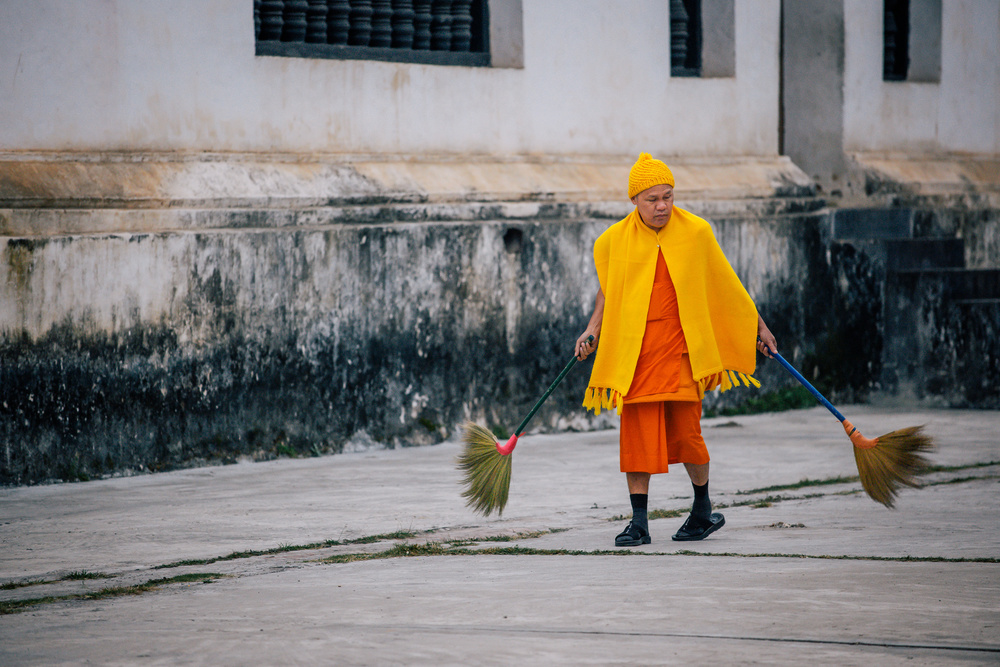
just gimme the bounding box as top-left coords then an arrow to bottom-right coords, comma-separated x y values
255,0 -> 493,68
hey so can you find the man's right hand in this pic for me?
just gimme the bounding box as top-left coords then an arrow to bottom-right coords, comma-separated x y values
576,331 -> 598,361
576,289 -> 605,361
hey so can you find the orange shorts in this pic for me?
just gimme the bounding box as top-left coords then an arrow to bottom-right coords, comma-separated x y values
619,400 -> 708,474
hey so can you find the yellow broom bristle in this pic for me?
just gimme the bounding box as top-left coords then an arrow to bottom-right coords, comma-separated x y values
853,425 -> 935,508
456,422 -> 512,517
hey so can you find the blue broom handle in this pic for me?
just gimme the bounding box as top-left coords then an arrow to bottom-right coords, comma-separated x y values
767,349 -> 847,423
514,336 -> 593,436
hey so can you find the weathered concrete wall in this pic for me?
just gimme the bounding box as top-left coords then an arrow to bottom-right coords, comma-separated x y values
0,0 -> 781,157
0,151 -> 840,485
0,218 -> 608,484
835,164 -> 1000,408
5,201 -> 998,485
14,194 -> 943,486
2,211 -> 864,485
2,1 -> 997,490
884,269 -> 1000,406
3,153 -> 999,486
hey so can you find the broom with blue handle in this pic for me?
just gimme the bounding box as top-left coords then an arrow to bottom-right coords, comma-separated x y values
766,347 -> 934,507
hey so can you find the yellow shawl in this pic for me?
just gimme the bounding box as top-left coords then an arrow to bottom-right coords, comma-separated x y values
583,207 -> 760,415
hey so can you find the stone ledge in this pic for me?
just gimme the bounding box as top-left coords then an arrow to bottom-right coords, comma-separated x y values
849,153 -> 1000,205
0,152 -> 814,211
0,197 -> 826,237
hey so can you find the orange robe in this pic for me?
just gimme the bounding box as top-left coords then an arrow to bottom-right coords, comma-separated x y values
619,254 -> 709,473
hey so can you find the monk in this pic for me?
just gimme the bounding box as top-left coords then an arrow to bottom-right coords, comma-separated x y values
575,153 -> 778,546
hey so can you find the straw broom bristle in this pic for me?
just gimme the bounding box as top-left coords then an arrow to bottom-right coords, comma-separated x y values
854,425 -> 934,508
457,422 -> 512,517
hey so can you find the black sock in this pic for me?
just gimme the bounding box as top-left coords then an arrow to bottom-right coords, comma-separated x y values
691,481 -> 711,520
630,493 -> 648,532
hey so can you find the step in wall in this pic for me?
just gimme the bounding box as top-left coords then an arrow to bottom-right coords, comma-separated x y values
829,200 -> 999,407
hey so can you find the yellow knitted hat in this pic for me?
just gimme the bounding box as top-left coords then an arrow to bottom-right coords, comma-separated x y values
628,152 -> 675,199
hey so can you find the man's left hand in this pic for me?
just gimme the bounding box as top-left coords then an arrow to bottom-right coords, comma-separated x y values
756,316 -> 777,358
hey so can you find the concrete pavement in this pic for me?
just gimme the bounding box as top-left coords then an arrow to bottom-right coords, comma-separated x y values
1,405 -> 998,665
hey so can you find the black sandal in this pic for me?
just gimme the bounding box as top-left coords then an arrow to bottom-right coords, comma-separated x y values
614,521 -> 651,547
671,512 -> 725,541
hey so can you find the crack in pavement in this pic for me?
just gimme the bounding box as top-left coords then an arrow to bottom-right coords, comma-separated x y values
321,622 -> 1000,654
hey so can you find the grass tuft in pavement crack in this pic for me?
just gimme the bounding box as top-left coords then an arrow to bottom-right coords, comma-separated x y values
2,571 -> 111,591
1,578 -> 47,591
155,531 -> 419,569
0,573 -> 226,616
63,570 -> 111,581
735,475 -> 860,495
345,530 -> 418,545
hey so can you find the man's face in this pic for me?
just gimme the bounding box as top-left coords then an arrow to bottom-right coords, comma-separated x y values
631,184 -> 674,230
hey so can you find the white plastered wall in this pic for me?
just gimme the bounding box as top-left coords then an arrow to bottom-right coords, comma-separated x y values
843,0 -> 1000,155
0,0 -> 780,157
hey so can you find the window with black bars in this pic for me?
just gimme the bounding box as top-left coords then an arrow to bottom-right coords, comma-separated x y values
670,0 -> 702,77
883,0 -> 909,81
255,0 -> 490,67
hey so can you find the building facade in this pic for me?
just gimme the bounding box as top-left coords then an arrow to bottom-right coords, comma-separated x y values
1,0 -> 997,484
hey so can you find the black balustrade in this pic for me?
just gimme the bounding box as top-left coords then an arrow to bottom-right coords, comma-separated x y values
281,0 -> 308,42
328,0 -> 351,45
883,0 -> 909,81
306,0 -> 328,43
371,0 -> 393,47
670,0 -> 701,77
413,0 -> 432,50
391,0 -> 415,48
430,0 -> 452,50
348,0 -> 373,45
259,0 -> 285,40
451,0 -> 472,52
256,0 -> 489,67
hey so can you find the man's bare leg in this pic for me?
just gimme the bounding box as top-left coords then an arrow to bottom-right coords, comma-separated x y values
626,471 -> 651,495
683,462 -> 709,486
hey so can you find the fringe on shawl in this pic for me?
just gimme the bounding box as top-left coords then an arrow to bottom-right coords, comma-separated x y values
583,370 -> 760,415
698,369 -> 761,394
582,387 -> 624,416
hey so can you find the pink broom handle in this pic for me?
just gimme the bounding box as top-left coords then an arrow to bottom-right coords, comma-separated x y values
496,335 -> 593,456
